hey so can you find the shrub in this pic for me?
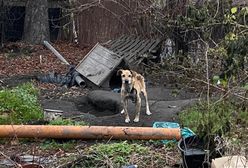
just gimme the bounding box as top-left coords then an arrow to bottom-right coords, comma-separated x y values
179,101 -> 235,139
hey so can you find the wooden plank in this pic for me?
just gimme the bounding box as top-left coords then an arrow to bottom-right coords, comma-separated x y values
79,56 -> 95,67
89,69 -> 109,85
111,36 -> 134,52
118,39 -> 144,57
129,38 -> 161,63
77,57 -> 106,75
88,53 -> 115,69
113,36 -> 132,52
75,43 -> 124,86
99,45 -> 122,58
95,44 -> 122,61
98,57 -> 125,86
76,43 -> 99,72
128,40 -> 156,62
110,36 -> 130,50
78,59 -> 110,85
93,48 -> 117,65
109,36 -> 129,50
80,62 -> 108,77
76,43 -> 119,70
114,36 -> 138,53
93,47 -> 121,64
116,37 -> 142,55
125,39 -> 152,61
108,35 -> 126,47
127,38 -> 161,61
107,35 -> 125,46
136,39 -> 157,56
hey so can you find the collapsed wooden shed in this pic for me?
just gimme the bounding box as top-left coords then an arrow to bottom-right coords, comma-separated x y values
75,43 -> 128,89
75,36 -> 161,89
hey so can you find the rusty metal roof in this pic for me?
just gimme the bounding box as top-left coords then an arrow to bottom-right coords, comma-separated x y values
105,35 -> 161,64
75,43 -> 124,86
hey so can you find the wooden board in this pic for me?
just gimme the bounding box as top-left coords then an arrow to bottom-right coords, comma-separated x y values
106,35 -> 161,64
76,44 -> 123,86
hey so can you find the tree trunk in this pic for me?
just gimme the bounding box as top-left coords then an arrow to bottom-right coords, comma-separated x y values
24,0 -> 49,44
0,0 -> 4,48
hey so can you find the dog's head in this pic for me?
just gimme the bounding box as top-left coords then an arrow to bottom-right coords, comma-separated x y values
117,69 -> 137,85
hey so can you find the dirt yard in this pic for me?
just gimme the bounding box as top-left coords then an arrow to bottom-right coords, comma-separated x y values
0,42 -> 198,127
0,42 -> 199,168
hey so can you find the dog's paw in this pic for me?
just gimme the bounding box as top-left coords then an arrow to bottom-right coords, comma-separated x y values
146,111 -> 152,115
121,109 -> 125,114
125,118 -> 130,123
133,118 -> 139,123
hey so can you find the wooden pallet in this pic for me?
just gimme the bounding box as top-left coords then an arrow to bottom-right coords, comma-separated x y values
106,35 -> 161,64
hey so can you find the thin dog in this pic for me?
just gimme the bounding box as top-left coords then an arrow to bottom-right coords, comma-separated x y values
117,69 -> 152,123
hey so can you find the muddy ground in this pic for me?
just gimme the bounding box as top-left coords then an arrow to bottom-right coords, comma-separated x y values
1,74 -> 198,127
0,42 -> 200,168
0,42 -> 200,127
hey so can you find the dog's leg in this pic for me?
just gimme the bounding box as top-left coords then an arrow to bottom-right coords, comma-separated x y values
123,98 -> 130,123
143,91 -> 152,115
120,95 -> 125,114
134,96 -> 141,122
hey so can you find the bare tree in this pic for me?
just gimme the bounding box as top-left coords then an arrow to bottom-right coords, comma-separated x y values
24,0 -> 49,44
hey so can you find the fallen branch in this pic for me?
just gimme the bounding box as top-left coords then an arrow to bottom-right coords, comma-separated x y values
193,78 -> 248,101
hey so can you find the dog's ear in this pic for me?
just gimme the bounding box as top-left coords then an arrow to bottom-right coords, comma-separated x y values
117,69 -> 123,76
130,70 -> 137,78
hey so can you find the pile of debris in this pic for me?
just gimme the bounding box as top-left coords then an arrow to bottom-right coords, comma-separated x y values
38,36 -> 164,89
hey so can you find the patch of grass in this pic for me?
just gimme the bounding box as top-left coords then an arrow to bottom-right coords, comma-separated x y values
147,139 -> 164,146
87,141 -> 148,167
237,111 -> 248,125
0,83 -> 43,124
48,118 -> 87,126
41,139 -> 76,150
70,140 -> 180,168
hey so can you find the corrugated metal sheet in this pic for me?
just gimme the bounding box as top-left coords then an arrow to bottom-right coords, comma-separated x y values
75,43 -> 123,86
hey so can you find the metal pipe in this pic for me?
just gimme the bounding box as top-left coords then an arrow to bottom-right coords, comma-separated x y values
43,41 -> 70,65
43,41 -> 86,87
0,125 -> 181,140
75,75 -> 86,87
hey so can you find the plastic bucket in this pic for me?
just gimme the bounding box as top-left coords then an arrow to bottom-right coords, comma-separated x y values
178,136 -> 207,168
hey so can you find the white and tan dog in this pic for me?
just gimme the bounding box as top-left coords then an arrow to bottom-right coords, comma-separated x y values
117,69 -> 152,123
